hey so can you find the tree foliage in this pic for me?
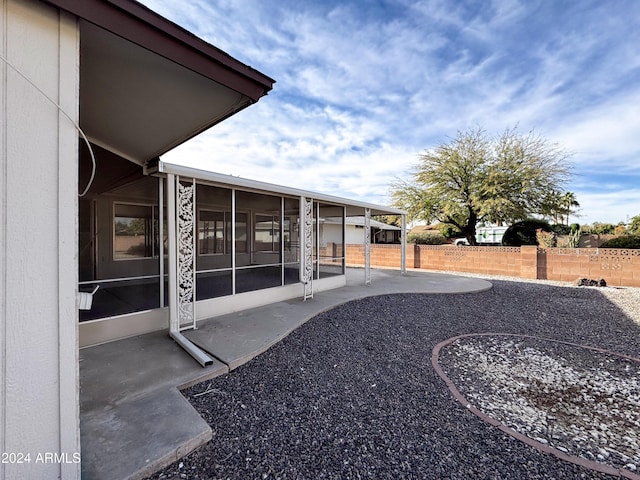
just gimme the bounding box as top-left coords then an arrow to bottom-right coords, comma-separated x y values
391,127 -> 572,245
406,232 -> 447,245
600,235 -> 640,248
589,222 -> 616,235
628,215 -> 640,235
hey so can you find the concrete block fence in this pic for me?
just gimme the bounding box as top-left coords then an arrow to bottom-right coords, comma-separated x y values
339,243 -> 640,287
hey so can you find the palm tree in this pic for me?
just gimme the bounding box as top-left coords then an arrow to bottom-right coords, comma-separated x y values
541,190 -> 564,225
562,191 -> 580,225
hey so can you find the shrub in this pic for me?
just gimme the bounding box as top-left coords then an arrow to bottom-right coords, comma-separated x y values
502,219 -> 552,246
407,232 -> 448,245
536,229 -> 557,247
614,224 -> 627,235
600,235 -> 640,248
437,223 -> 462,239
591,222 -> 615,234
550,224 -> 571,235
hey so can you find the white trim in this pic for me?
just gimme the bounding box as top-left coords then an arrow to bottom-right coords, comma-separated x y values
155,161 -> 405,216
79,308 -> 169,348
58,10 -> 81,479
364,208 -> 371,285
401,214 -> 407,274
196,274 -> 345,319
167,173 -> 178,332
79,275 -> 346,348
231,188 -> 236,294
159,176 -> 164,307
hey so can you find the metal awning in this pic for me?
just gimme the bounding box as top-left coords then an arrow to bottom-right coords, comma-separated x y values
149,160 -> 407,217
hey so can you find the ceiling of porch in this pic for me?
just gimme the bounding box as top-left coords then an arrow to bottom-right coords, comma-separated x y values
79,20 -> 257,165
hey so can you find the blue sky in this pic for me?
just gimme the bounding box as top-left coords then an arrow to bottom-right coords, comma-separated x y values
140,0 -> 640,225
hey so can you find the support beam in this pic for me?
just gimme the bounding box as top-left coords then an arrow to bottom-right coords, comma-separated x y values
176,177 -> 196,330
301,197 -> 314,300
167,174 -> 179,332
364,208 -> 371,285
159,177 -> 164,307
401,214 -> 407,274
167,174 -> 213,367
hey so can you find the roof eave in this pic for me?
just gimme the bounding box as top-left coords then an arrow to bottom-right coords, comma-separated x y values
43,0 -> 275,101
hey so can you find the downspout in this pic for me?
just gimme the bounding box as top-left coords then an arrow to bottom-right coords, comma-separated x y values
166,173 -> 213,367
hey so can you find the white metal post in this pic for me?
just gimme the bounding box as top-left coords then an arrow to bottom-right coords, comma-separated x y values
281,196 -> 285,286
166,174 -> 212,367
191,178 -> 197,328
401,214 -> 407,274
316,201 -> 320,280
301,197 -> 314,300
342,206 -> 346,274
364,208 -> 371,285
159,176 -> 164,307
231,189 -> 236,294
167,174 -> 178,332
176,177 -> 196,330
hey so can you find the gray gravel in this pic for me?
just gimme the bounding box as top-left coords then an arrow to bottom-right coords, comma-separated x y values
148,280 -> 640,480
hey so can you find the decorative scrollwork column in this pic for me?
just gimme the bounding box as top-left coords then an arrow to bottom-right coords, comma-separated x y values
301,197 -> 314,300
364,208 -> 371,285
177,178 -> 196,328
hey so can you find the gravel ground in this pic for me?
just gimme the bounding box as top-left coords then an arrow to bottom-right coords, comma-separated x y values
437,335 -> 640,474
148,279 -> 640,480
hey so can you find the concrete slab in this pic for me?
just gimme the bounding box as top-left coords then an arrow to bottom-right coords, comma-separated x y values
79,268 -> 491,479
81,388 -> 211,480
80,330 -> 228,410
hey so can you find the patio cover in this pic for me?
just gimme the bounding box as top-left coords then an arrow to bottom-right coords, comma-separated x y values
150,160 -> 406,218
44,0 -> 275,164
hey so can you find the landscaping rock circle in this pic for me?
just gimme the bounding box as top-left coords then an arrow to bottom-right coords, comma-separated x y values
434,334 -> 640,479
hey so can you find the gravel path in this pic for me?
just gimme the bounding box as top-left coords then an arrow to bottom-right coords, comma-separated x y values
149,279 -> 640,480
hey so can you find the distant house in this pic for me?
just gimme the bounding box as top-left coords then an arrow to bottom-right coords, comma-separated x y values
322,217 -> 402,245
408,224 -> 444,236
0,1 -> 405,478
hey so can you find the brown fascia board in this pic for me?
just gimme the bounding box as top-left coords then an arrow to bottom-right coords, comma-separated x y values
43,0 -> 275,102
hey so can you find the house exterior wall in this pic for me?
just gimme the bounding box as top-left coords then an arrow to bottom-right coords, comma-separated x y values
1,1 -> 80,478
323,223 -> 362,245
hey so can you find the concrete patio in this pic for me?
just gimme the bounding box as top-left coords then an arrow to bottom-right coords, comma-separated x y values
79,268 -> 492,480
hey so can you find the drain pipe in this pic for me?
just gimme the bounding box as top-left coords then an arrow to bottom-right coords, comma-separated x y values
170,330 -> 213,367
166,173 -> 214,367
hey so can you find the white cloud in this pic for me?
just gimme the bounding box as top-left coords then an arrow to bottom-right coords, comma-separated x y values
571,189 -> 640,225
550,90 -> 640,169
140,0 -> 640,224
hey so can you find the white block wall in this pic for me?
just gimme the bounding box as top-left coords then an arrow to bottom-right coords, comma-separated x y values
0,1 -> 80,478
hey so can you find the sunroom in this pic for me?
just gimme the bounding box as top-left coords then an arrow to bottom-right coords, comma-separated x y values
79,152 -> 405,352
66,0 -> 405,363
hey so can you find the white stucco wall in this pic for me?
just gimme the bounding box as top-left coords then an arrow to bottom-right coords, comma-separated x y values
322,223 -> 363,245
0,1 -> 80,478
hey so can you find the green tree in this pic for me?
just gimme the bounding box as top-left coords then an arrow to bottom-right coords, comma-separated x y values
628,215 -> 640,235
390,127 -> 572,245
541,190 -> 564,224
561,191 -> 580,225
591,222 -> 615,235
372,215 -> 401,227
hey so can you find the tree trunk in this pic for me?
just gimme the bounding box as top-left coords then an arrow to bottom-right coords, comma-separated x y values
464,210 -> 478,245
